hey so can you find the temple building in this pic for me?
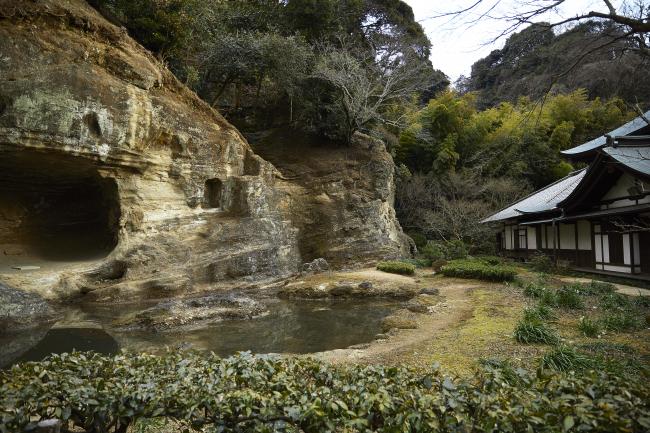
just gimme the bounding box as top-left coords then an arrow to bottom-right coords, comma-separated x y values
482,111 -> 650,279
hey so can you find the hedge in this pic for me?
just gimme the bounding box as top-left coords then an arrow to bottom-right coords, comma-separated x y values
439,259 -> 517,282
2,352 -> 649,433
376,261 -> 416,275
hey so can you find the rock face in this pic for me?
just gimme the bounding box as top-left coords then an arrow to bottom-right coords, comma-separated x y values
250,130 -> 412,268
0,0 -> 409,301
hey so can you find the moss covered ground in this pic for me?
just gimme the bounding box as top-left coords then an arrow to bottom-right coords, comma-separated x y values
367,267 -> 650,378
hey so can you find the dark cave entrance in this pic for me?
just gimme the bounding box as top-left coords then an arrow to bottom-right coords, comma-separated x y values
0,150 -> 120,264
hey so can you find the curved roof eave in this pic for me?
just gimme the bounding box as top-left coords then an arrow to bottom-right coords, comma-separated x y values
561,111 -> 650,157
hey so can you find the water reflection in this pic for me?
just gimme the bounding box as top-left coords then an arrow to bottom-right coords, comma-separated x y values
4,299 -> 397,367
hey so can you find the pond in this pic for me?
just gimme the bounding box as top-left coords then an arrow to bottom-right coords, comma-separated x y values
3,298 -> 399,368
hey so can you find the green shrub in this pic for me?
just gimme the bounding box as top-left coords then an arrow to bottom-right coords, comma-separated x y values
556,286 -> 584,309
444,239 -> 469,260
578,317 -> 600,337
538,289 -> 559,307
477,255 -> 502,266
407,231 -> 427,249
440,259 -> 517,282
529,253 -> 554,273
601,312 -> 643,332
580,281 -> 616,296
600,292 -> 632,311
421,240 -> 469,262
522,283 -> 545,299
420,241 -> 445,261
3,352 -> 650,433
635,295 -> 650,308
536,272 -> 551,285
377,261 -> 415,275
514,319 -> 559,344
540,345 -> 593,372
523,304 -> 555,322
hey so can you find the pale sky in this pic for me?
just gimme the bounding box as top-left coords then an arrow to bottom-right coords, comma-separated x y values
404,0 -> 626,82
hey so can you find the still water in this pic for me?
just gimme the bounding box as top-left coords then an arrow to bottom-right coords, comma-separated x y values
5,298 -> 398,367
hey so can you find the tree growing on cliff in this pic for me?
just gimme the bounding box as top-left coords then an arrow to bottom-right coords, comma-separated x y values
312,38 -> 432,142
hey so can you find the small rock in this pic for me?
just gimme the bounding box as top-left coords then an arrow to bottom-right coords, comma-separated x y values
301,258 -> 330,274
405,302 -> 430,314
11,265 -> 41,271
330,283 -> 354,296
358,281 -> 373,289
421,287 -> 440,296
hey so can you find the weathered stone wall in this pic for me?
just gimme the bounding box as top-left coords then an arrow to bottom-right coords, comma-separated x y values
0,0 -> 409,301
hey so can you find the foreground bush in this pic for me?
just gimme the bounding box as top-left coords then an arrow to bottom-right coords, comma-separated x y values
2,352 -> 649,433
439,259 -> 517,282
376,261 -> 415,275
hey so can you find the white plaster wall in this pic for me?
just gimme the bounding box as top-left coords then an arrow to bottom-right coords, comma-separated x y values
505,225 -> 513,250
559,223 -> 575,250
577,220 -> 591,250
623,233 -> 631,265
547,225 -> 555,249
527,226 -> 537,250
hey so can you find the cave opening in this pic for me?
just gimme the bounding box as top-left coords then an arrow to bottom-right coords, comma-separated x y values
203,178 -> 223,209
0,150 -> 120,266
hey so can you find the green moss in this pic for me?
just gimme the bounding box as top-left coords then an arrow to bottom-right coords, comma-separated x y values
376,261 -> 415,275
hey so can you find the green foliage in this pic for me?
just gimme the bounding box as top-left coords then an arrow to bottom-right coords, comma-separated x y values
522,282 -> 545,299
578,317 -> 601,337
523,304 -> 555,322
574,281 -> 616,296
396,89 -> 631,189
514,318 -> 559,345
407,232 -> 427,249
420,240 -> 469,262
439,258 -> 517,282
376,260 -> 416,275
3,352 -> 650,433
555,286 -> 584,309
600,312 -> 643,332
599,292 -> 632,311
540,345 -> 593,372
538,289 -> 559,308
529,253 -> 554,273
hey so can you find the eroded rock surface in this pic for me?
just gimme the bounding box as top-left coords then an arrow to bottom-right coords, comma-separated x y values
113,294 -> 267,332
279,268 -> 419,300
0,0 -> 409,302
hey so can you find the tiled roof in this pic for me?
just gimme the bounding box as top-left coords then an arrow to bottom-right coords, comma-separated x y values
561,111 -> 650,157
603,145 -> 650,176
481,169 -> 587,223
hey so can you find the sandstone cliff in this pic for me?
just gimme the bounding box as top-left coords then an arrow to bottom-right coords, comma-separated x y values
0,0 -> 409,302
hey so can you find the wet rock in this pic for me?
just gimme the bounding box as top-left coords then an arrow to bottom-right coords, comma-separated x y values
421,288 -> 440,296
0,282 -> 55,333
113,294 -> 267,332
302,258 -> 330,274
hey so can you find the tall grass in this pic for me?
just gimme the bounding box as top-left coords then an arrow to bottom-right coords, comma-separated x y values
540,345 -> 593,372
514,319 -> 559,345
556,286 -> 584,309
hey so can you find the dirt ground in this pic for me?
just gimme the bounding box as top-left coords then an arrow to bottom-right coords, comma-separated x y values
318,268 -> 650,376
